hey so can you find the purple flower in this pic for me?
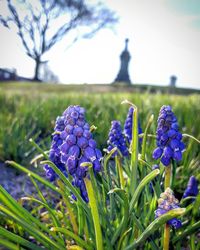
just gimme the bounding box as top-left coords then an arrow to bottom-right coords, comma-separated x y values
107,120 -> 128,157
44,105 -> 102,202
153,105 -> 185,166
123,106 -> 142,144
155,188 -> 182,229
182,176 -> 198,202
152,147 -> 163,159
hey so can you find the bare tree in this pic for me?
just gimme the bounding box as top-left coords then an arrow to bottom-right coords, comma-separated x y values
1,0 -> 118,81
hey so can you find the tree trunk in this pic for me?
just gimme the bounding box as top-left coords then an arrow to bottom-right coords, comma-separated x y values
33,58 -> 41,81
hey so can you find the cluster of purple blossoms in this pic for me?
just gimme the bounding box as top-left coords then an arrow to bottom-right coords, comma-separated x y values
44,105 -> 102,202
123,106 -> 142,144
107,120 -> 129,157
152,105 -> 185,166
155,188 -> 182,229
182,176 -> 198,201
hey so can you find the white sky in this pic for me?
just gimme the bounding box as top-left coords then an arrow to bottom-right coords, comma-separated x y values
0,0 -> 200,89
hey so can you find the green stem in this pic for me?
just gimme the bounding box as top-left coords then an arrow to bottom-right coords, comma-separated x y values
163,164 -> 171,250
124,208 -> 185,250
115,155 -> 125,189
182,133 -> 200,144
130,105 -> 139,195
129,169 -> 160,214
84,168 -> 103,250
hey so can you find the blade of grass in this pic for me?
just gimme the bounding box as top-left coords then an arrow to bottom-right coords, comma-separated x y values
0,237 -> 20,250
109,188 -> 129,245
5,160 -> 60,194
0,185 -> 61,241
41,160 -> 90,218
172,220 -> 200,243
0,205 -> 64,250
124,208 -> 186,249
129,169 -> 160,213
84,167 -> 103,250
57,180 -> 78,234
51,227 -> 93,250
0,226 -> 44,250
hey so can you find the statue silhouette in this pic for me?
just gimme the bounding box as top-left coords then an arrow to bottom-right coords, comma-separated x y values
114,38 -> 131,84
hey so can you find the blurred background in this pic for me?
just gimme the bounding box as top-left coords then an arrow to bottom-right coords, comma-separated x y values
0,0 -> 200,89
0,0 -> 199,198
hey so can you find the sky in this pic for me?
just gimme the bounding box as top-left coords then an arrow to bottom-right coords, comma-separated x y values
0,0 -> 200,89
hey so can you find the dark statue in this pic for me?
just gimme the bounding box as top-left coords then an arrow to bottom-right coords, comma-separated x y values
114,38 -> 131,84
169,75 -> 177,87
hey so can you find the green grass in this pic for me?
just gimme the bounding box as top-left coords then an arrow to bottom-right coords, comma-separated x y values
0,82 -> 200,249
0,82 -> 199,192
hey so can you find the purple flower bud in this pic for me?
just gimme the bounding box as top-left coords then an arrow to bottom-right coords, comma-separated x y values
93,159 -> 101,172
107,120 -> 128,157
167,129 -> 176,138
167,218 -> 182,229
89,139 -> 97,149
84,146 -> 96,162
83,130 -> 91,139
77,137 -> 88,149
70,111 -> 79,119
78,107 -> 84,114
67,156 -> 77,175
66,134 -> 76,146
60,131 -> 67,140
183,176 -> 198,200
60,142 -> 70,154
155,188 -> 182,229
76,119 -> 85,127
173,151 -> 182,161
95,148 -> 103,159
152,164 -> 160,170
153,105 -> 185,166
68,145 -> 80,158
170,139 -> 180,149
61,153 -> 70,164
73,126 -> 83,137
65,124 -> 73,134
160,133 -> 168,142
83,123 -> 90,130
155,208 -> 166,217
161,155 -> 171,166
152,147 -> 163,159
68,118 -> 76,126
44,105 -> 102,203
123,107 -> 143,144
163,146 -> 173,158
175,132 -> 182,140
171,122 -> 179,130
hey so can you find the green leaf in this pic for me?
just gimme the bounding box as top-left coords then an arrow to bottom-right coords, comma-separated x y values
41,160 -> 90,218
51,227 -> 93,250
0,205 -> 65,250
84,168 -> 103,250
0,226 -> 44,250
109,188 -> 129,245
172,220 -> 200,243
6,160 -> 60,194
124,208 -> 186,249
129,169 -> 160,213
0,237 -> 19,250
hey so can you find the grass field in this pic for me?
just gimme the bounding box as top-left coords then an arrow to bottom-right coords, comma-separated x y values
0,82 -> 200,187
0,82 -> 200,249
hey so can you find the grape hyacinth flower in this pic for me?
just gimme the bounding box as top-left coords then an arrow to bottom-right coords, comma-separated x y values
155,188 -> 182,229
124,106 -> 142,144
44,105 -> 102,202
182,176 -> 198,201
107,120 -> 129,157
152,105 -> 185,166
